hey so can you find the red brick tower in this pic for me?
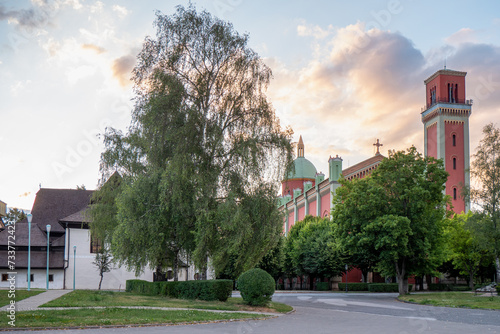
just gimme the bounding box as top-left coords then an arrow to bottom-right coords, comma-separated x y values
421,68 -> 472,213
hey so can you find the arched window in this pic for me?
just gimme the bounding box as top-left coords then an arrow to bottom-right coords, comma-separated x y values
452,134 -> 456,147
453,157 -> 457,170
453,188 -> 457,200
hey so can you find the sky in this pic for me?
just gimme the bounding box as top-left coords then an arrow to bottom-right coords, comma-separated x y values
2,0 -> 500,210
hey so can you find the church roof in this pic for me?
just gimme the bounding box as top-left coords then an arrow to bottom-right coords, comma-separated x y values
288,157 -> 318,180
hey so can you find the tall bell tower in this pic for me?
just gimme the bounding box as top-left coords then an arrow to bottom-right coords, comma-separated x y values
421,68 -> 472,213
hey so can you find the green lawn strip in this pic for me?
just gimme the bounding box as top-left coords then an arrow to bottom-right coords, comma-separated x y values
399,292 -> 500,310
0,308 -> 266,329
41,290 -> 292,313
0,290 -> 45,307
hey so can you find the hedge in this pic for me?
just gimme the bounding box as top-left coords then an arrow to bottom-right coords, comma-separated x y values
368,283 -> 413,292
428,283 -> 470,291
338,283 -> 369,291
316,282 -> 330,291
497,286 -> 500,295
126,279 -> 233,302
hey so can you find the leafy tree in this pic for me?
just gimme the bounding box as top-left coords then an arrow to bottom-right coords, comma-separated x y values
285,216 -> 343,289
257,235 -> 285,281
93,247 -> 113,290
4,208 -> 27,225
94,5 -> 293,278
469,123 -> 500,282
446,212 -> 493,289
333,147 -> 450,295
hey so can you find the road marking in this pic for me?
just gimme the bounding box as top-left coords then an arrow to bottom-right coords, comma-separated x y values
316,298 -> 414,310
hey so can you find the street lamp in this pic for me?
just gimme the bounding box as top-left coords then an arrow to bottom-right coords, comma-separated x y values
345,264 -> 348,293
27,214 -> 32,291
46,224 -> 51,290
73,245 -> 76,291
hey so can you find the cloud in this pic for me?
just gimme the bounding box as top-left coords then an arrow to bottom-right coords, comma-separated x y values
267,21 -> 500,172
112,5 -> 129,18
0,1 -> 52,29
112,51 -> 137,87
82,43 -> 106,54
445,28 -> 478,46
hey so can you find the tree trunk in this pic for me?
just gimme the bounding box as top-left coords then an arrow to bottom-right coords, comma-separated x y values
496,256 -> 500,283
469,271 -> 475,289
361,268 -> 369,283
98,274 -> 103,290
395,259 -> 408,295
173,250 -> 179,282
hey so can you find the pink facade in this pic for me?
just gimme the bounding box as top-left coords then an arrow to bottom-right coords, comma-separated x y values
282,178 -> 315,199
426,123 -> 437,158
445,121 -> 465,213
308,200 -> 316,217
425,71 -> 466,108
297,205 -> 306,222
320,192 -> 331,218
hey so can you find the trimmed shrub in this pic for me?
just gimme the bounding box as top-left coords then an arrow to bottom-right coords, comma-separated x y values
338,283 -> 369,291
126,279 -> 233,302
368,283 -> 413,292
237,268 -> 275,306
428,283 -> 449,291
449,284 -> 471,291
316,282 -> 330,291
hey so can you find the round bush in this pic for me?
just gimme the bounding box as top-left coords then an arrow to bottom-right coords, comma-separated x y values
237,268 -> 275,306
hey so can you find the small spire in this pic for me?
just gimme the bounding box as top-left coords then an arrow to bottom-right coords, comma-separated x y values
373,139 -> 383,155
444,57 -> 447,70
297,136 -> 304,157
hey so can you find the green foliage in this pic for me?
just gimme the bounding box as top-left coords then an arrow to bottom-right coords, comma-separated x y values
126,279 -> 233,302
428,283 -> 471,291
445,212 -> 493,288
316,282 -> 330,291
284,216 -> 344,283
4,208 -> 27,225
237,268 -> 275,306
257,235 -> 285,280
94,5 -> 293,278
368,283 -> 413,292
338,283 -> 369,291
92,247 -> 113,290
333,146 -> 450,295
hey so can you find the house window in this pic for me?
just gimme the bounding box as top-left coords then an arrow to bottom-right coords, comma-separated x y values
90,235 -> 102,254
26,274 -> 34,282
453,188 -> 457,200
49,274 -> 54,282
167,270 -> 173,280
1,274 -> 8,281
452,134 -> 456,147
453,157 -> 457,170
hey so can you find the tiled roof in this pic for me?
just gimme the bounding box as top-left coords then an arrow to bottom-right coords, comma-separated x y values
342,154 -> 385,177
29,188 -> 94,233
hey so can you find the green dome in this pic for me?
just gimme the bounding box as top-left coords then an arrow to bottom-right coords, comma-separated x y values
287,157 -> 317,179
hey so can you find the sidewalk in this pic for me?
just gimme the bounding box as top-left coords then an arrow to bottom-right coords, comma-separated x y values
1,290 -> 71,311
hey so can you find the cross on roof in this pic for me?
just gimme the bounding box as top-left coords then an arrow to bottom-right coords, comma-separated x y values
373,139 -> 383,155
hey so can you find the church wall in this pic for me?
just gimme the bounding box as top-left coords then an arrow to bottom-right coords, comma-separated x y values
308,200 -> 317,217
288,211 -> 294,232
427,123 -> 437,158
445,121 -> 465,213
297,205 -> 305,222
282,178 -> 314,198
320,192 -> 331,218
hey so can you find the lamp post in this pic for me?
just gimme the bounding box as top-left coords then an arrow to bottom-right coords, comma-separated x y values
345,264 -> 348,293
73,245 -> 76,291
27,214 -> 32,291
46,224 -> 51,290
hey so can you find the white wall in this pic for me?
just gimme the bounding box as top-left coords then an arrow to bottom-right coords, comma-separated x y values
65,228 -> 154,290
0,269 -> 64,289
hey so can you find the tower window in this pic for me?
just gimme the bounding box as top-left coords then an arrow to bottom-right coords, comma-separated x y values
452,134 -> 456,147
453,157 -> 457,170
453,188 -> 457,200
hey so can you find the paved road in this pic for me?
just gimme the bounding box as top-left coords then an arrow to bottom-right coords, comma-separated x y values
10,292 -> 500,333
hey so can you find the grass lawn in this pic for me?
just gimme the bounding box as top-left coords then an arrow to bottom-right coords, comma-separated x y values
0,308 -> 266,329
41,290 -> 292,313
0,289 -> 45,307
399,292 -> 500,309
